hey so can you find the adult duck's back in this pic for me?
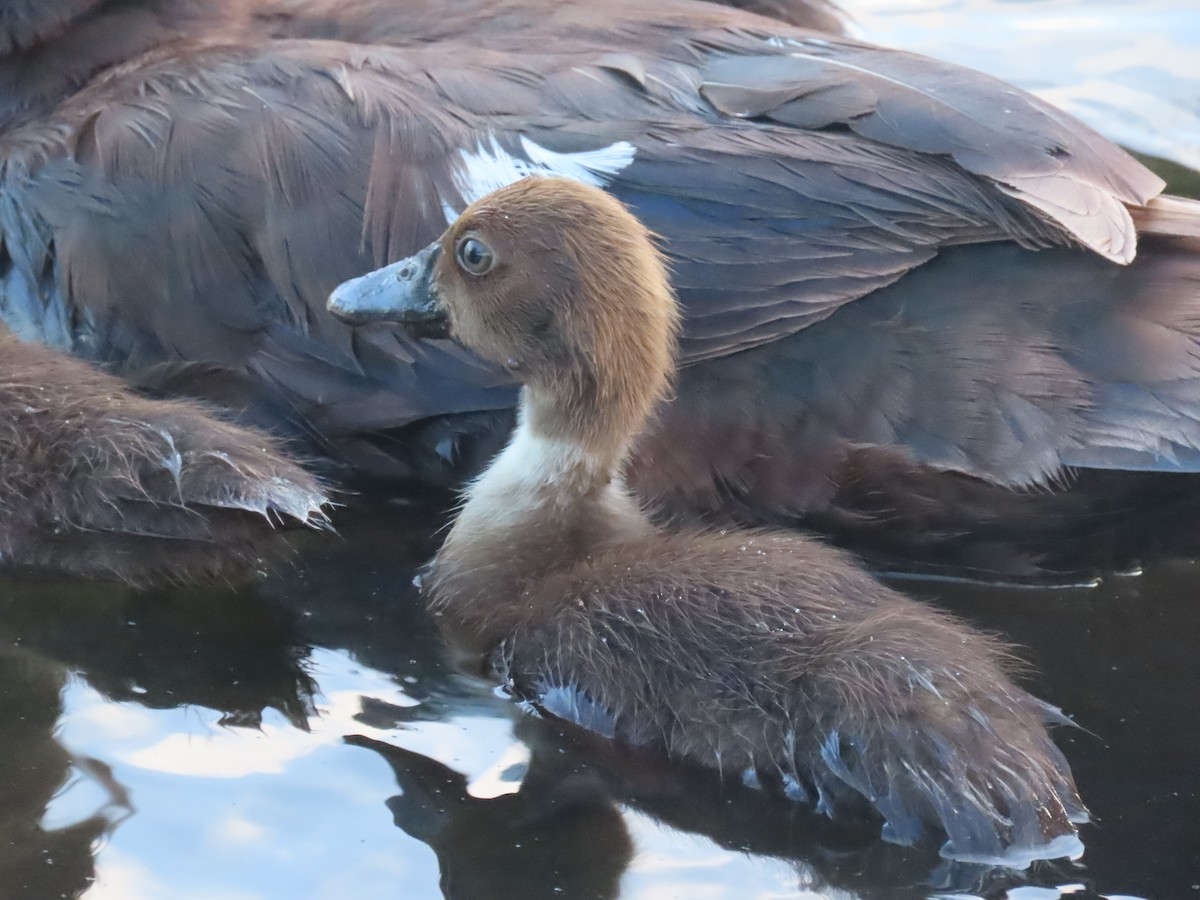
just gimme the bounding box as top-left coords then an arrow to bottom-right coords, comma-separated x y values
4,0 -> 1200,580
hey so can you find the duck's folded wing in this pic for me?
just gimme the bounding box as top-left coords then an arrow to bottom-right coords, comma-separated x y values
0,19 -> 1173,476
711,0 -> 844,31
696,34 -> 1163,263
633,233 -> 1200,525
400,24 -> 1165,358
608,129 -> 1063,361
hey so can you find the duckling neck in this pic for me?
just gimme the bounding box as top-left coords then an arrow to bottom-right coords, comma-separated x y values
427,392 -> 655,661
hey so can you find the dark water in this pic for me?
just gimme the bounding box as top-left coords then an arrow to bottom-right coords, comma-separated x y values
3,3 -> 1200,898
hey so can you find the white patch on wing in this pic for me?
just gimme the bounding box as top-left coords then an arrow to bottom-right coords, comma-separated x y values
441,134 -> 636,222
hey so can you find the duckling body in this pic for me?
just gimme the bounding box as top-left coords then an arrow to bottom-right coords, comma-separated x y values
329,177 -> 1087,863
0,327 -> 327,582
5,0 -> 1200,579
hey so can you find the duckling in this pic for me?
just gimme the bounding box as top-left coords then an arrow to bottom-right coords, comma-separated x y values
6,0 -> 1200,581
0,328 -> 327,583
328,177 -> 1087,865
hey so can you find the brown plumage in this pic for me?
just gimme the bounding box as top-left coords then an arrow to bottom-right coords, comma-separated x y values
328,177 -> 1087,864
6,0 -> 1200,582
0,328 -> 327,583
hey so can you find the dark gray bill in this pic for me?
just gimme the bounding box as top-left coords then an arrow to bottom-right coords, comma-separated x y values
327,243 -> 449,338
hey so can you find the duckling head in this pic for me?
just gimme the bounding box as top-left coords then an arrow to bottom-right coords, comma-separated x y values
330,177 -> 680,457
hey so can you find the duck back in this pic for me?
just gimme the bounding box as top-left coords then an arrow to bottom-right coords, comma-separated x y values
5,0 -> 1200,580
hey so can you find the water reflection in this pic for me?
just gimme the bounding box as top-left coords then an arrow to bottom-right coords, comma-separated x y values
345,731 -> 634,900
1,498 -> 1195,898
0,649 -> 117,899
350,717 -> 1094,900
851,0 -> 1200,170
0,580 -> 317,729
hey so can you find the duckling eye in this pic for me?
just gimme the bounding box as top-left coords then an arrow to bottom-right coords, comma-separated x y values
455,236 -> 495,276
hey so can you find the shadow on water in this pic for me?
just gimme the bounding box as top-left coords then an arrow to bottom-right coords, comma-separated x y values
0,496 -> 1197,898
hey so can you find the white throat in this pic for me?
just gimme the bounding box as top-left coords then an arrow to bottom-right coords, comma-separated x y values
455,413 -> 609,523
432,402 -> 658,622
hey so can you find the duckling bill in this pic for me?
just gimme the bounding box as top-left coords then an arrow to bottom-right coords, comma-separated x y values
330,245 -> 449,337
328,176 -> 1088,866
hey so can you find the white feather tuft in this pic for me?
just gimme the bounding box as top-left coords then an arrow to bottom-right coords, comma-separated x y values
442,134 -> 636,222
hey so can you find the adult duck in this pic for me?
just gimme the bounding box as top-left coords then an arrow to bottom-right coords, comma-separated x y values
3,0 -> 1200,581
329,176 -> 1086,864
0,0 -> 833,580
